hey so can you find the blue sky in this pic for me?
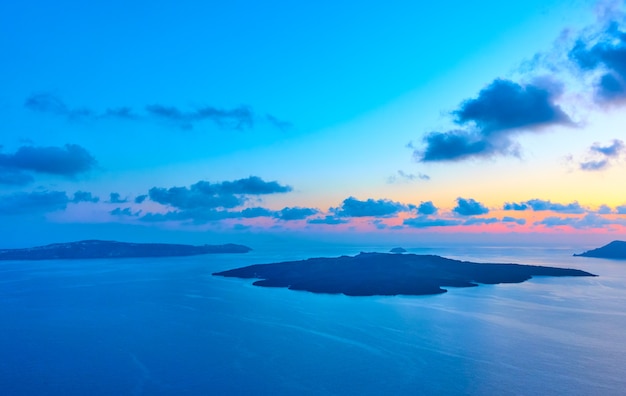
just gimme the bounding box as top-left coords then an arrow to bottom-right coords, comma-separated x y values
3,0 -> 626,247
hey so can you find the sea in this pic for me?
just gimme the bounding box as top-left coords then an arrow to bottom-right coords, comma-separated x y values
1,242 -> 625,395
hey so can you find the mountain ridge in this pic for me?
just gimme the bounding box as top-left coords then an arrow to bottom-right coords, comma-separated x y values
0,240 -> 251,260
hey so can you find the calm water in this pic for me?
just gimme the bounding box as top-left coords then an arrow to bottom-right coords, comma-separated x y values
1,243 -> 625,395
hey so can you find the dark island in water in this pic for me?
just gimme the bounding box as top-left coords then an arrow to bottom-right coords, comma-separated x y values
0,240 -> 251,260
574,240 -> 626,259
214,252 -> 596,296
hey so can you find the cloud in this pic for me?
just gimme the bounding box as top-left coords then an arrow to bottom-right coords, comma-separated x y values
0,169 -> 33,186
0,144 -> 96,179
617,204 -> 626,214
417,201 -> 438,215
140,206 -> 274,224
569,21 -> 626,102
387,170 -> 430,183
239,207 -> 275,218
414,79 -> 571,162
25,93 -> 289,131
145,104 -> 254,130
72,191 -> 99,203
578,139 -> 625,171
307,216 -> 349,225
265,114 -> 293,131
149,185 -> 243,210
110,207 -> 137,216
215,176 -> 292,195
275,207 -> 319,221
463,217 -> 499,225
134,195 -> 148,204
148,176 -> 291,211
24,93 -> 93,120
535,213 -> 626,229
140,177 -> 290,224
403,216 -> 462,228
580,159 -> 609,171
334,196 -> 409,217
0,191 -> 69,215
503,199 -> 585,214
108,193 -> 128,204
453,198 -> 489,216
502,216 -> 527,225
591,139 -> 625,156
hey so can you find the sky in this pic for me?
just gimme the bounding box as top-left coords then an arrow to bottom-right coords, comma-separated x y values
2,0 -> 626,248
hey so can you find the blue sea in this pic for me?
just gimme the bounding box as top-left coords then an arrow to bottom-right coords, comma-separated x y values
1,243 -> 625,395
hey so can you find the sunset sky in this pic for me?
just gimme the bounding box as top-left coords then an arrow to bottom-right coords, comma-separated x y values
2,0 -> 626,247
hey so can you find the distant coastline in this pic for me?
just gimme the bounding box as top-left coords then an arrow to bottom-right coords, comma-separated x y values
0,240 -> 252,260
214,252 -> 596,297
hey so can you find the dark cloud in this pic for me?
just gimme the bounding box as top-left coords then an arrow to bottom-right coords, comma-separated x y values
417,130 -> 496,162
72,191 -> 99,203
417,201 -> 438,215
617,204 -> 626,214
134,195 -> 148,204
0,191 -> 69,215
0,144 -> 96,178
148,176 -> 291,211
334,197 -> 409,217
415,79 -> 571,162
453,198 -> 489,216
307,216 -> 349,225
504,199 -> 585,214
403,216 -> 462,228
108,193 -> 128,204
216,176 -> 292,195
454,79 -> 570,133
597,204 -> 613,214
25,93 -> 290,131
275,207 -> 319,221
569,22 -> 626,101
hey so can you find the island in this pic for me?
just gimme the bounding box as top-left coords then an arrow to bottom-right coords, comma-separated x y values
574,240 -> 626,259
389,247 -> 407,254
213,252 -> 596,296
0,240 -> 252,260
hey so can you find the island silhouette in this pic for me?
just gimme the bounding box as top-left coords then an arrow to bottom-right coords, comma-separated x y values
214,252 -> 596,296
0,240 -> 251,260
574,240 -> 626,259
